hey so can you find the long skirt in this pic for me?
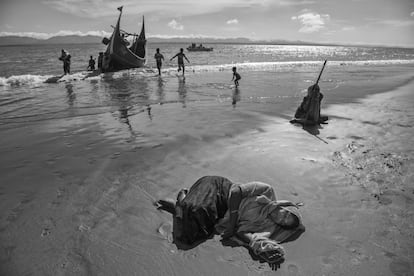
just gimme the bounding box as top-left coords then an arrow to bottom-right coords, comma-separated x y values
174,176 -> 233,245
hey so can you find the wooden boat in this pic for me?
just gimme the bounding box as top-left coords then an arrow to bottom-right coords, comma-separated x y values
187,43 -> 213,52
129,16 -> 146,59
102,7 -> 146,72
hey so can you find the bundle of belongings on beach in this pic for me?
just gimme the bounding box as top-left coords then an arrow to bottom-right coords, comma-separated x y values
291,83 -> 328,125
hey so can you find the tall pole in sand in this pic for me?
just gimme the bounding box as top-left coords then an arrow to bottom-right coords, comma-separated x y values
315,60 -> 327,85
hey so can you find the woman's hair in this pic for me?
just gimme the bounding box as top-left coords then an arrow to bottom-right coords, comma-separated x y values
282,211 -> 300,229
269,206 -> 300,229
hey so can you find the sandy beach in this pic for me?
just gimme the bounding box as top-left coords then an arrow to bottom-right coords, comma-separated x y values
1,68 -> 414,275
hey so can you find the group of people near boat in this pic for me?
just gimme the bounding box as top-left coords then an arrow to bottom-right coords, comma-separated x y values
59,50 -> 107,75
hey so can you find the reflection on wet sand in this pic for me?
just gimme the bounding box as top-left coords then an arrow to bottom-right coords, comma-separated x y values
232,87 -> 241,108
178,77 -> 187,108
146,105 -> 152,120
157,77 -> 165,105
119,107 -> 133,132
65,83 -> 75,107
102,76 -> 154,132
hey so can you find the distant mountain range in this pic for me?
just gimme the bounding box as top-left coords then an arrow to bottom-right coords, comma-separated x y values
0,35 -> 103,46
0,34 -> 336,47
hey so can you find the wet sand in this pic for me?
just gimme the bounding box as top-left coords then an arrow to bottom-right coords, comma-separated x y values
0,71 -> 413,275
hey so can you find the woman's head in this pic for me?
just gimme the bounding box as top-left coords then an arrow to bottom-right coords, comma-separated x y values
269,207 -> 300,229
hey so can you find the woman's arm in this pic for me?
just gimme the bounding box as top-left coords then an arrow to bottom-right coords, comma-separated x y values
275,200 -> 297,208
235,232 -> 254,244
239,182 -> 275,198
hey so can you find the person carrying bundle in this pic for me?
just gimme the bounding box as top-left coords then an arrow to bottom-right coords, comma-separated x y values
59,49 -> 71,75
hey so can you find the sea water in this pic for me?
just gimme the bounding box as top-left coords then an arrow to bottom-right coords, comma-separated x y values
0,43 -> 413,136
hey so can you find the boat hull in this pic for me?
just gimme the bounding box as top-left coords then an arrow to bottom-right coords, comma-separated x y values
187,47 -> 213,52
102,9 -> 146,72
109,52 -> 145,70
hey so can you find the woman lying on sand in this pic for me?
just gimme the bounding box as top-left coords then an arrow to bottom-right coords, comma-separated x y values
155,176 -> 305,270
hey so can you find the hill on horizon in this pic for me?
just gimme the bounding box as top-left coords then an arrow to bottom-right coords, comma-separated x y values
0,34 -> 313,46
0,34 -> 401,48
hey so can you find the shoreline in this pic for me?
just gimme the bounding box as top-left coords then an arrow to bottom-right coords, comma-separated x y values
0,72 -> 413,275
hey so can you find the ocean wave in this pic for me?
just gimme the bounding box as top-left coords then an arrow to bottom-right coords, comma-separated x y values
0,74 -> 53,87
1,59 -> 413,88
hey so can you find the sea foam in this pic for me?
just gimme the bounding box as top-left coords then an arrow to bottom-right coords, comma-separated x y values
1,59 -> 413,88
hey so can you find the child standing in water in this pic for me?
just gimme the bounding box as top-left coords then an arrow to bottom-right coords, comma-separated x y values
231,67 -> 241,87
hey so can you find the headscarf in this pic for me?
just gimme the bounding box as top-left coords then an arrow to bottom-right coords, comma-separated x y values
236,194 -> 304,243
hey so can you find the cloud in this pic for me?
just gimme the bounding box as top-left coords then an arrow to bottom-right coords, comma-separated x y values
42,0 -> 315,18
342,26 -> 355,31
226,19 -> 239,25
291,12 -> 330,33
149,33 -> 225,39
277,0 -> 315,6
167,19 -> 184,31
0,30 -> 111,39
380,20 -> 414,27
410,11 -> 414,17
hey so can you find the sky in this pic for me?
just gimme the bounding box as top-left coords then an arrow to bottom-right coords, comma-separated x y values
1,0 -> 414,47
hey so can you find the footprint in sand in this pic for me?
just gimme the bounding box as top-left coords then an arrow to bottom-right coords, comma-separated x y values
362,120 -> 380,126
6,192 -> 34,223
348,135 -> 365,140
158,222 -> 173,243
377,194 -> 393,205
321,255 -> 336,268
41,228 -> 51,237
345,240 -> 369,263
301,157 -> 317,163
40,217 -> 56,238
64,141 -> 73,148
110,152 -> 121,159
49,187 -> 66,208
287,263 -> 301,276
389,258 -> 411,276
0,246 -> 16,263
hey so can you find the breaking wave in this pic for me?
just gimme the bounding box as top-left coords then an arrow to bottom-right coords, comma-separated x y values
1,59 -> 413,88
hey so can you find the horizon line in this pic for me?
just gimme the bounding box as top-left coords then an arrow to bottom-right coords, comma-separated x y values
0,33 -> 413,48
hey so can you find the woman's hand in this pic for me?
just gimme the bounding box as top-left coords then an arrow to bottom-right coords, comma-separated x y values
268,256 -> 284,271
222,227 -> 234,240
